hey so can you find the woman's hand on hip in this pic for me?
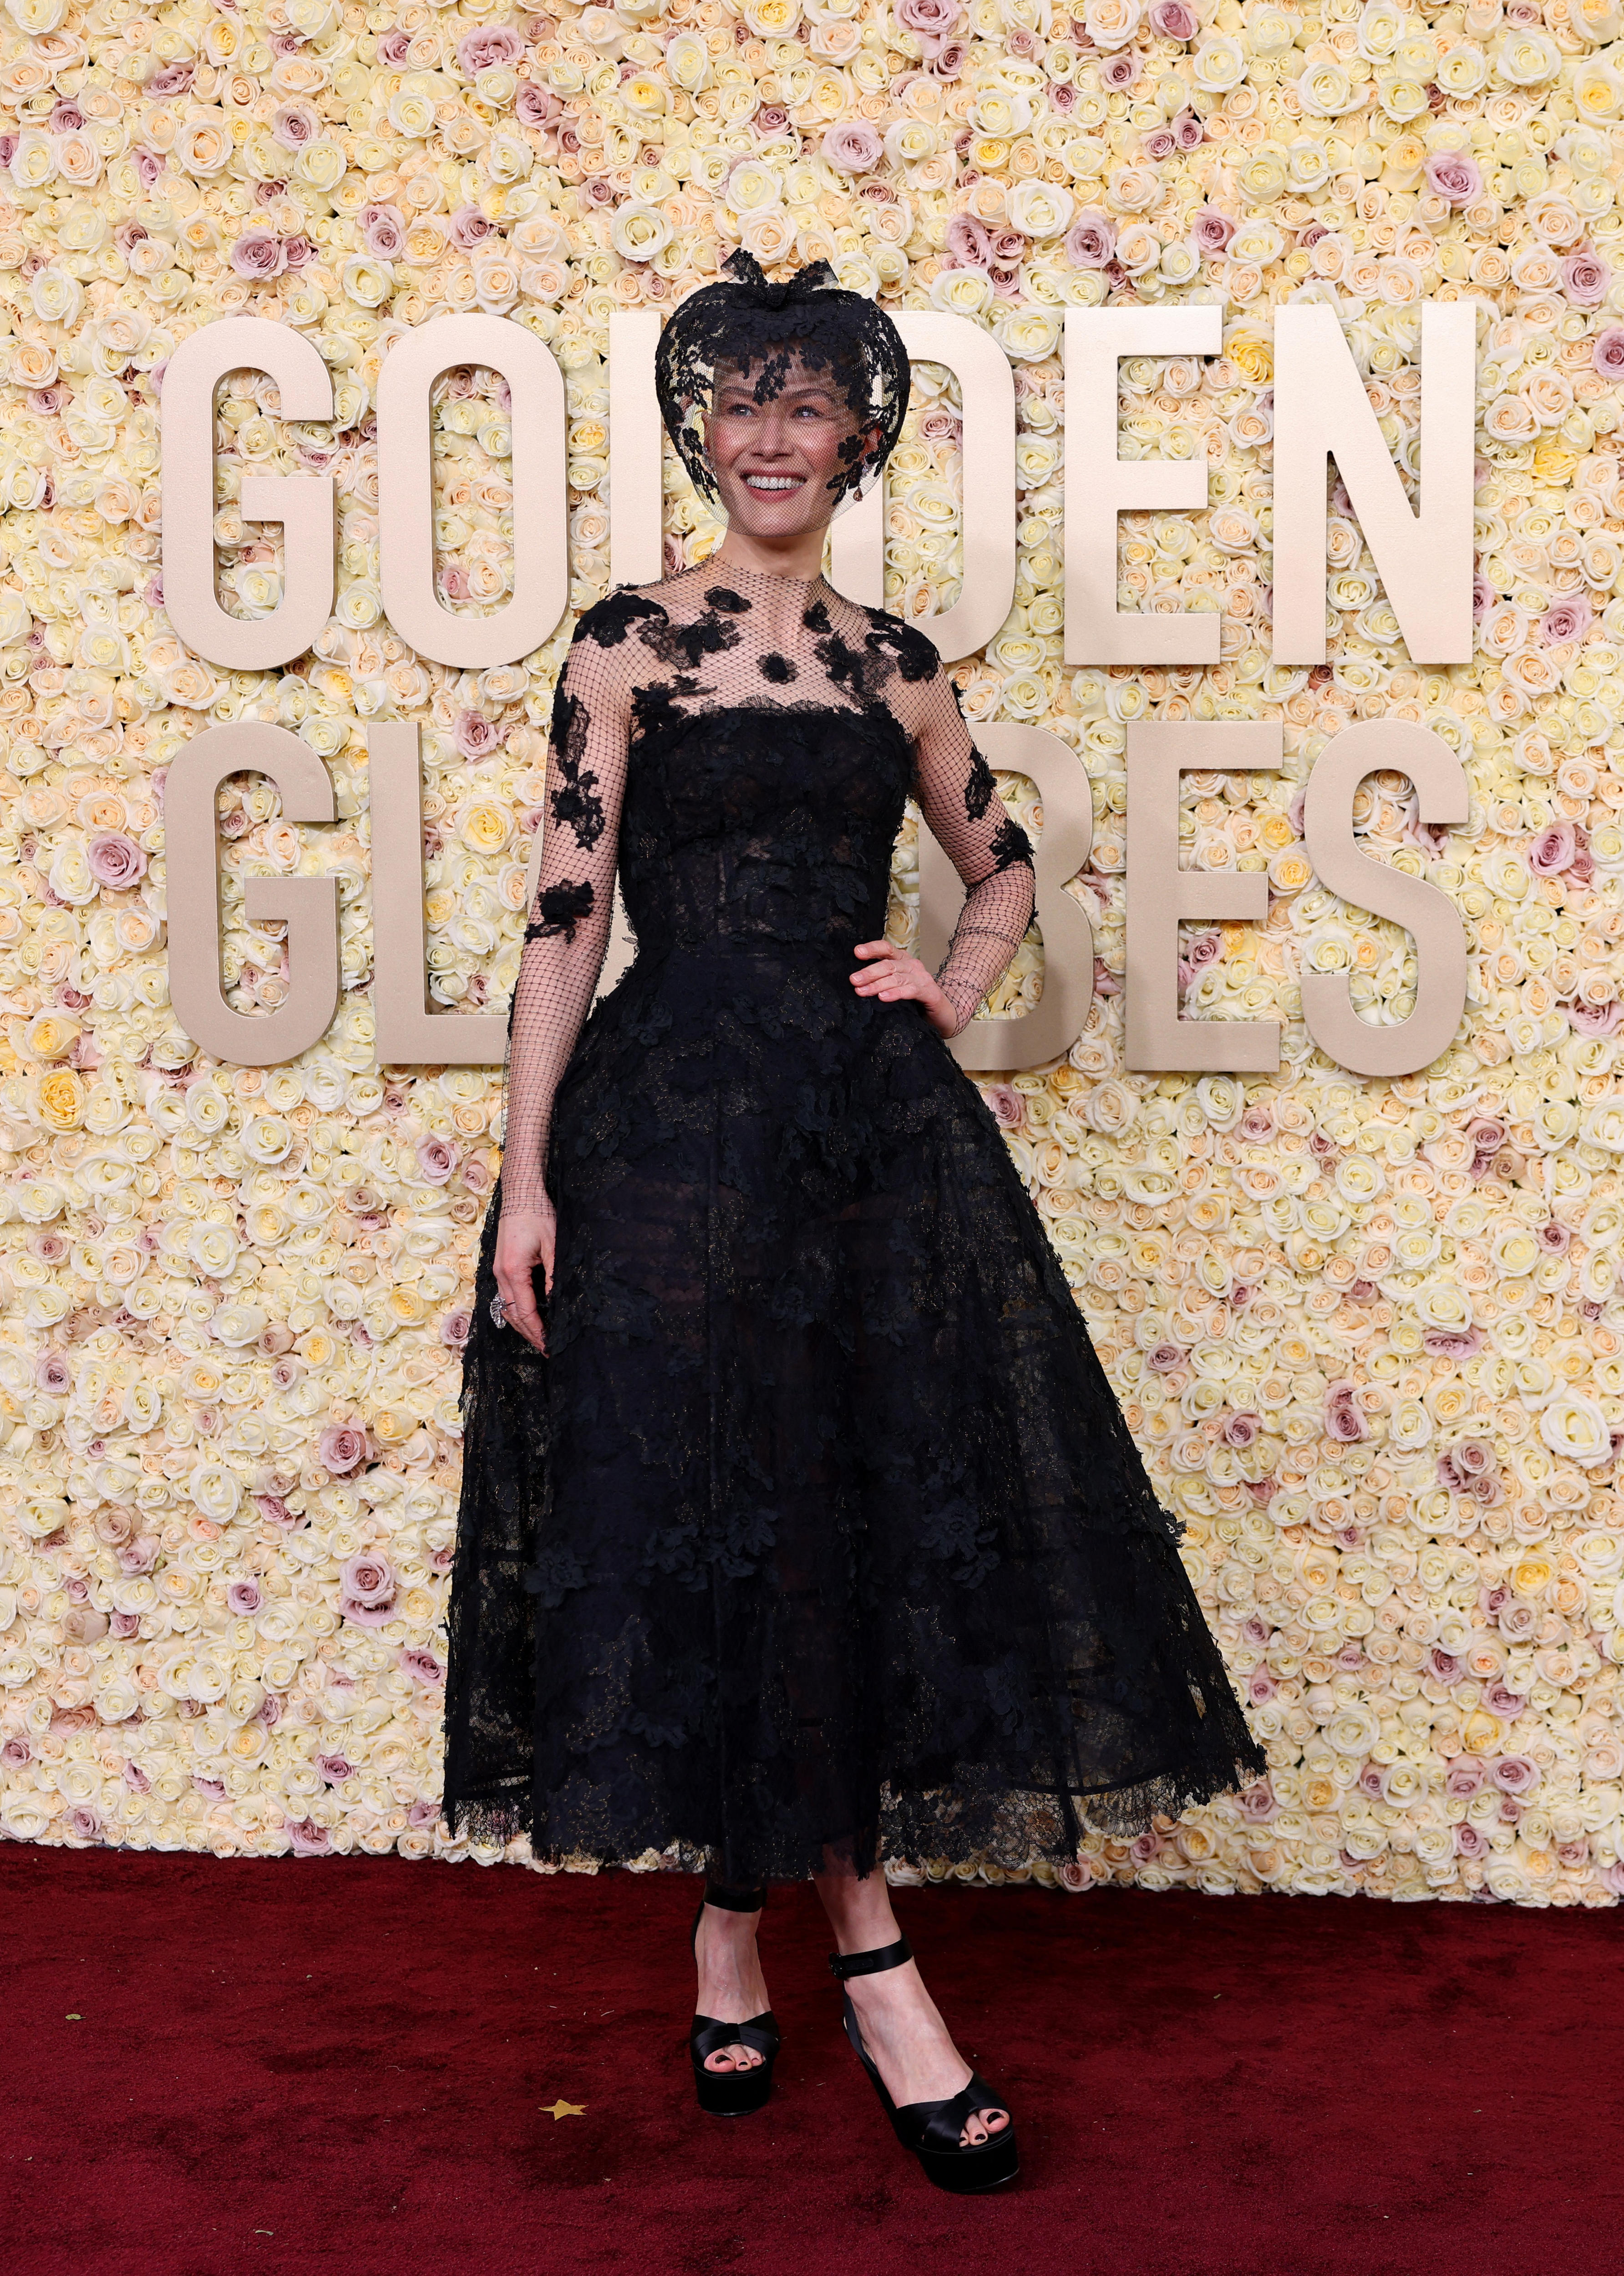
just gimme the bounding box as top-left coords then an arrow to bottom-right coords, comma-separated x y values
849,938 -> 959,1040
495,1205 -> 556,1353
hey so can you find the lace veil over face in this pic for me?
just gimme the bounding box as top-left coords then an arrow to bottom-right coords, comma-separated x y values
653,248 -> 911,522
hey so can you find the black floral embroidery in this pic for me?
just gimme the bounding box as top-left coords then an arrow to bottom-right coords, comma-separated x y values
962,747 -> 997,822
863,616 -> 938,682
526,876 -> 595,943
705,586 -> 751,613
583,588 -> 667,647
989,815 -> 1036,873
547,686 -> 605,848
758,652 -> 797,683
640,608 -> 746,670
801,597 -> 831,632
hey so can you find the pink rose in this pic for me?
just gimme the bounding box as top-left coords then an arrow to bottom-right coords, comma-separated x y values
1490,1754 -> 1538,1794
376,28 -> 411,65
1483,1683 -> 1526,1721
36,1350 -> 71,1395
340,1553 -> 397,1623
400,1647 -> 444,1688
1065,209 -> 1116,268
316,1752 -> 355,1784
896,0 -> 963,28
1453,1822 -> 1489,1859
1056,1859 -> 1092,1891
1147,1344 -> 1186,1373
822,121 -> 883,173
1171,110 -> 1204,151
454,709 -> 500,760
457,25 -> 523,72
1594,326 -> 1624,378
1192,206 -> 1236,254
1147,0 -> 1198,34
272,102 -> 318,148
408,1799 -> 442,1829
86,832 -> 147,889
318,1423 -> 368,1474
1425,1647 -> 1463,1684
1,1735 -> 32,1768
1540,594 -> 1591,646
146,61 -> 193,96
69,1806 -> 103,1840
1324,1381 -> 1368,1443
517,81 -> 561,129
284,1816 -> 334,1857
1238,1780 -> 1278,1824
1100,49 -> 1138,88
944,212 -> 994,270
442,1308 -> 472,1348
1562,249 -> 1609,307
1142,126 -> 1176,160
450,203 -> 495,251
229,229 -> 287,282
985,1083 -> 1025,1129
1568,1000 -> 1622,1036
122,1758 -> 150,1792
227,1579 -> 263,1616
361,203 -> 406,258
1529,822 -> 1577,876
1423,151 -> 1482,208
417,1135 -> 459,1184
254,1492 -> 298,1527
136,147 -> 164,187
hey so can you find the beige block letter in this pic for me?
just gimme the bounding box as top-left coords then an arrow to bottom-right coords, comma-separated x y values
1300,719 -> 1469,1077
1125,720 -> 1282,1072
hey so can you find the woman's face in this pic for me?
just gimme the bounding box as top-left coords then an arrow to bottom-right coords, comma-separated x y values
698,353 -> 880,542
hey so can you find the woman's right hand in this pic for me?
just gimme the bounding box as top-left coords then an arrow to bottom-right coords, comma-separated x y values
494,1204 -> 556,1353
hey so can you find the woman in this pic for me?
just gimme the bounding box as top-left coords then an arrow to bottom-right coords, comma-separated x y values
443,251 -> 1264,2193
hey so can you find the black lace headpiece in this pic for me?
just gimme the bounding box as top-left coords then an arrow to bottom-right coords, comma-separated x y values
654,249 -> 910,517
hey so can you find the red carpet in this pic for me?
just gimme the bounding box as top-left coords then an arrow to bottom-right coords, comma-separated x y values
0,1849 -> 1616,2276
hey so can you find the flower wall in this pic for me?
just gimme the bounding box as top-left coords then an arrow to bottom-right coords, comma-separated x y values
2,0 -> 1624,1907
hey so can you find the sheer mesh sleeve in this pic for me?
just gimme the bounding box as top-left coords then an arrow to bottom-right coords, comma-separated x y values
500,615 -> 630,1219
909,665 -> 1037,1039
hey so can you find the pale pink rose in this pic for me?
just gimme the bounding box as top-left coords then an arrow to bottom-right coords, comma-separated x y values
227,1579 -> 263,1616
442,1308 -> 472,1348
400,1647 -> 444,1688
1066,209 -> 1116,267
1056,1859 -> 1092,1890
284,1816 -> 334,1856
1426,1647 -> 1463,1684
122,1758 -> 150,1792
376,29 -> 411,65
1221,1412 -> 1260,1448
517,81 -> 561,128
1483,1683 -> 1526,1720
985,1082 -> 1025,1128
1568,1000 -> 1622,1035
1593,327 -> 1624,378
1453,1822 -> 1489,1858
318,1423 -> 368,1474
1491,1754 -> 1538,1794
896,0 -> 963,28
254,1492 -> 298,1526
1540,594 -> 1591,646
454,710 -> 500,761
36,1351 -> 71,1395
69,1806 -> 103,1840
1529,822 -> 1577,876
146,62 -> 193,97
86,832 -> 147,889
1,1735 -> 34,1768
340,1553 -> 396,1612
458,25 -> 523,72
229,229 -> 287,282
1192,207 -> 1236,253
408,1799 -> 442,1829
136,147 -> 164,188
1562,249 -> 1609,306
1171,110 -> 1204,150
450,203 -> 495,251
1248,1672 -> 1278,1703
316,1752 -> 355,1784
1324,1380 -> 1368,1443
944,212 -> 994,269
822,121 -> 883,173
1238,1780 -> 1278,1823
1424,151 -> 1482,208
1142,126 -> 1176,160
1423,1325 -> 1482,1359
361,203 -> 406,258
1100,49 -> 1139,88
1147,1344 -> 1186,1373
462,1156 -> 492,1194
272,102 -> 318,148
417,1135 -> 459,1184
49,101 -> 85,132
1147,0 -> 1198,34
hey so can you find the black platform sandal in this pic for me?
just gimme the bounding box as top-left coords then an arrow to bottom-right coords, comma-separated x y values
830,1934 -> 1019,2193
690,1884 -> 780,2117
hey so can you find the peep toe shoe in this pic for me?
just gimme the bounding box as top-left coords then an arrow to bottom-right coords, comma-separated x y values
690,1882 -> 780,2116
830,1933 -> 1019,2193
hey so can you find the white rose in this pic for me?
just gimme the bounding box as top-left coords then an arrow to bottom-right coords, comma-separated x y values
1541,1394 -> 1614,1467
1005,181 -> 1075,240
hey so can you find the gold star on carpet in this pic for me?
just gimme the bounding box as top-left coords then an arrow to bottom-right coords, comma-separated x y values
542,2098 -> 587,2120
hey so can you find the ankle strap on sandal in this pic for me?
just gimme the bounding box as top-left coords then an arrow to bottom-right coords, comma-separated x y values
828,1932 -> 913,1981
703,1881 -> 767,1913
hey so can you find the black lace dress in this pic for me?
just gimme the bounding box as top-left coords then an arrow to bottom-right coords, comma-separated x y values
442,561 -> 1264,1880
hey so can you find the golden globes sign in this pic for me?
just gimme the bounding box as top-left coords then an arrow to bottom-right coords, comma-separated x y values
161,301 -> 1477,1083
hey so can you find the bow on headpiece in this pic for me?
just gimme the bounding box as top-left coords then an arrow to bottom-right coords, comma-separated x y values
716,248 -> 837,311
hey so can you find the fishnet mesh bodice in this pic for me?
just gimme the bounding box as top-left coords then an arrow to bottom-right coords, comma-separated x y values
500,562 -> 1037,1218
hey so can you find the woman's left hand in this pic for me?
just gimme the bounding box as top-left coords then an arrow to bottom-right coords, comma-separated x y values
849,938 -> 959,1040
